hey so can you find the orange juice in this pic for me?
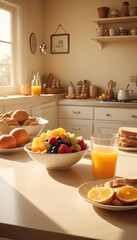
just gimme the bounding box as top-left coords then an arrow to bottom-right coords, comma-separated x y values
31,86 -> 41,96
91,146 -> 118,179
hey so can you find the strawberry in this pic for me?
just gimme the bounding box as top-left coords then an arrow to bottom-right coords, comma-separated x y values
48,136 -> 57,145
60,134 -> 70,142
57,144 -> 70,153
69,145 -> 75,153
78,139 -> 87,150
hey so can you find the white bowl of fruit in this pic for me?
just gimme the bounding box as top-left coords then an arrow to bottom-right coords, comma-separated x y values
24,127 -> 89,170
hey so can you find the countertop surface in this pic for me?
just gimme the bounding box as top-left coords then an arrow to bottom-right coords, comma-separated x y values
1,94 -> 137,108
58,98 -> 137,108
0,146 -> 137,240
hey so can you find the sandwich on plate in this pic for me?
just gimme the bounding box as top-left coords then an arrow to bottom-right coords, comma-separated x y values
118,127 -> 137,148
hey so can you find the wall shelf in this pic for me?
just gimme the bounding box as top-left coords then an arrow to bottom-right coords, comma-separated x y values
92,35 -> 137,50
91,16 -> 137,49
92,16 -> 137,25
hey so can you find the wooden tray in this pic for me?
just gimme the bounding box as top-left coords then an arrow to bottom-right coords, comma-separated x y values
45,88 -> 63,94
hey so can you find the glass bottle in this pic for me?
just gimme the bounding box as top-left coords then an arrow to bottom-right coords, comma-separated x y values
68,81 -> 75,95
121,1 -> 129,17
31,72 -> 41,96
81,80 -> 89,96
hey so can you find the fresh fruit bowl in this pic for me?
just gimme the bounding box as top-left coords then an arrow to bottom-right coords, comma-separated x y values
24,142 -> 89,170
24,127 -> 89,170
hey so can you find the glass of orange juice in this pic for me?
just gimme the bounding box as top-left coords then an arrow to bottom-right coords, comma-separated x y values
91,134 -> 118,180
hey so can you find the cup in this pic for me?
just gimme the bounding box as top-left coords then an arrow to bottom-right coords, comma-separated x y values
109,28 -> 116,36
91,134 -> 118,180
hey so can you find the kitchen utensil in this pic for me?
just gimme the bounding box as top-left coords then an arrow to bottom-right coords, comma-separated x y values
117,89 -> 133,101
125,83 -> 130,90
106,80 -> 115,99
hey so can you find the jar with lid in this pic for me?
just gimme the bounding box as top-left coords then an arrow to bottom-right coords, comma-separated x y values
121,1 -> 129,17
67,81 -> 75,95
31,72 -> 41,96
81,80 -> 89,97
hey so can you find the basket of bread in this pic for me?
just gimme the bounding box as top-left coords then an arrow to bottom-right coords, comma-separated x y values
0,109 -> 48,137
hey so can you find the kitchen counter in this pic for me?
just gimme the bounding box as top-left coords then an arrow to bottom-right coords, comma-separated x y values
0,147 -> 137,240
0,93 -> 66,106
58,98 -> 137,108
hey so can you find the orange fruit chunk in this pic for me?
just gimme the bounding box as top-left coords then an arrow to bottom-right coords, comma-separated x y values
31,146 -> 40,152
87,187 -> 114,204
39,138 -> 47,151
50,128 -> 66,137
31,137 -> 47,152
32,137 -> 40,147
116,186 -> 137,204
40,132 -> 47,140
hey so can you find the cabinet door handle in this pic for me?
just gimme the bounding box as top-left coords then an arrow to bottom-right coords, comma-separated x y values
106,113 -> 111,117
72,127 -> 81,130
72,110 -> 80,114
132,114 -> 137,118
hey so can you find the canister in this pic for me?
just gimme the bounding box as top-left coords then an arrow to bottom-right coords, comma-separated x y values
89,85 -> 98,98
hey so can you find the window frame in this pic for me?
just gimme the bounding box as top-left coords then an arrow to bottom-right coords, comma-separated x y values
0,0 -> 27,95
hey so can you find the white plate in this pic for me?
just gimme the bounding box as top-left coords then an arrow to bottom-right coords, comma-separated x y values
78,179 -> 137,211
0,146 -> 24,153
119,146 -> 137,152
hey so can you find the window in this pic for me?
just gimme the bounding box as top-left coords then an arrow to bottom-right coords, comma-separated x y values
0,0 -> 25,95
0,7 -> 12,87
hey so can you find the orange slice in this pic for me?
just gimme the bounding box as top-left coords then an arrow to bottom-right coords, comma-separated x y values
116,186 -> 137,204
87,187 -> 114,204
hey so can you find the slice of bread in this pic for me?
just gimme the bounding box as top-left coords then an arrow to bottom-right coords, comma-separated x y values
104,177 -> 137,188
119,136 -> 137,147
118,127 -> 137,139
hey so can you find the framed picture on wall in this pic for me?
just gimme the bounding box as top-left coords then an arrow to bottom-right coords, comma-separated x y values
50,33 -> 70,54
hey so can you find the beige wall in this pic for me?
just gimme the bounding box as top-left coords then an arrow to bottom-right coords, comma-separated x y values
44,0 -> 137,97
26,0 -> 45,84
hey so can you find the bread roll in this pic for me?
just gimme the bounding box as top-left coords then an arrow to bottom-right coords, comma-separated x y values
0,120 -> 11,134
10,128 -> 29,146
2,117 -> 19,126
0,134 -> 17,149
11,109 -> 29,123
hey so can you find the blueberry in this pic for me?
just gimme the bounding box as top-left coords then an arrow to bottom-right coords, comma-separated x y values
58,140 -> 66,144
55,142 -> 60,148
57,136 -> 62,141
51,146 -> 58,153
65,142 -> 72,147
51,149 -> 57,154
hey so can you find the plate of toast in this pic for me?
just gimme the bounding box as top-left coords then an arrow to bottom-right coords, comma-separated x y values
118,127 -> 137,151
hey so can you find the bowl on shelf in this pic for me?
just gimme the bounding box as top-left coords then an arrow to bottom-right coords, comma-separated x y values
118,27 -> 129,35
24,142 -> 89,170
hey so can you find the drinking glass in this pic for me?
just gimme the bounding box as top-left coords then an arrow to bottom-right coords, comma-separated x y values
91,134 -> 118,180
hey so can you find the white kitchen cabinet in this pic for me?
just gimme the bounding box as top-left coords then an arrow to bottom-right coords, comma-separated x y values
92,16 -> 137,49
58,105 -> 93,139
94,107 -> 137,134
31,101 -> 57,131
